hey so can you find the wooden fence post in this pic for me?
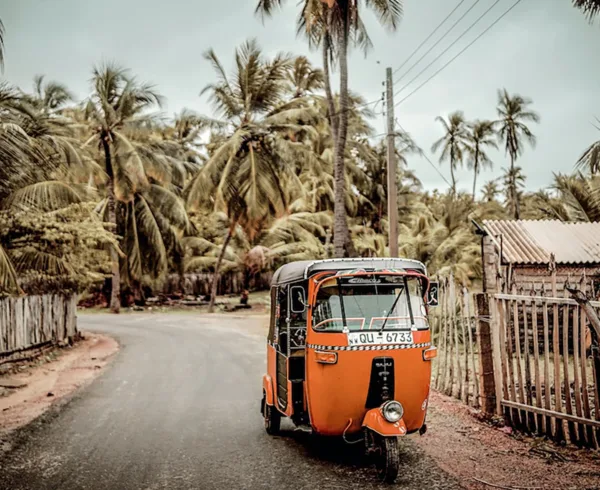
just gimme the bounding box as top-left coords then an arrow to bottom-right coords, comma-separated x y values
475,292 -> 497,415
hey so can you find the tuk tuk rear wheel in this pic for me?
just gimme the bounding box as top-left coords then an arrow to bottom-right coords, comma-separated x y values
376,436 -> 400,484
263,397 -> 281,435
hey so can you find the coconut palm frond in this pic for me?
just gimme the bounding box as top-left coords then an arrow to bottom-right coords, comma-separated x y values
134,194 -> 169,277
0,243 -> 20,294
12,248 -> 75,276
3,181 -> 83,212
573,0 -> 600,21
575,139 -> 600,175
145,184 -> 189,230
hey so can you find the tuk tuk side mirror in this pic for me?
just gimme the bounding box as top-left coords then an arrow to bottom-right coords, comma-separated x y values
290,286 -> 307,314
427,282 -> 439,307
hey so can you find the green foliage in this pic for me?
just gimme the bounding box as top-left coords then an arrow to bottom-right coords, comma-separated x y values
2,37 -> 599,298
0,204 -> 118,294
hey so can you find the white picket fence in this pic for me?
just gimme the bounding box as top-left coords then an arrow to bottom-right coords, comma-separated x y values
0,294 -> 78,361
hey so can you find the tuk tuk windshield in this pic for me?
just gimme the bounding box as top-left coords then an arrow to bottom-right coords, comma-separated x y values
312,275 -> 428,332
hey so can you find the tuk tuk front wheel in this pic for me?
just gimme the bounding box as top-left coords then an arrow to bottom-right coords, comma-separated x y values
376,436 -> 400,484
263,395 -> 281,435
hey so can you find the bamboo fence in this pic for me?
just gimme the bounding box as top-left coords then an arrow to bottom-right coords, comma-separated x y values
430,275 -> 481,408
0,294 -> 78,363
493,287 -> 600,449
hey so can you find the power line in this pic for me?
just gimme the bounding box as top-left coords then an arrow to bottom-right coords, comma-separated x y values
392,0 -> 468,77
395,0 -> 501,95
329,96 -> 383,119
395,119 -> 454,189
393,0 -> 482,86
395,0 -> 524,108
370,119 -> 455,189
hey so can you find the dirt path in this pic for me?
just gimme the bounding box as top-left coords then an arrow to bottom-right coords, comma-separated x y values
0,333 -> 119,441
416,391 -> 600,490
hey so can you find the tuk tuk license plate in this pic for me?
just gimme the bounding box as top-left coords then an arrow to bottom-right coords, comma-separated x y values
347,331 -> 413,347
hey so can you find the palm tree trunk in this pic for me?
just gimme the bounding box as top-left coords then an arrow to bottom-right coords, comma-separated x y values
102,135 -> 120,314
333,11 -> 353,258
510,153 -> 520,219
449,159 -> 457,196
472,149 -> 479,201
208,222 -> 235,313
322,26 -> 338,144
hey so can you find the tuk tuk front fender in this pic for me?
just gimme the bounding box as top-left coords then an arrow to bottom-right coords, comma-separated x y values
263,375 -> 274,406
362,407 -> 407,437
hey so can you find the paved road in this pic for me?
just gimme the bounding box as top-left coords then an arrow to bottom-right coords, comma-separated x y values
0,313 -> 460,489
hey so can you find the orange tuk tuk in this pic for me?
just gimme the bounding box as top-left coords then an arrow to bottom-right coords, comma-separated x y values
261,258 -> 438,483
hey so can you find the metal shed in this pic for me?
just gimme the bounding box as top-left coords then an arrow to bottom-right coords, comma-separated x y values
478,220 -> 600,295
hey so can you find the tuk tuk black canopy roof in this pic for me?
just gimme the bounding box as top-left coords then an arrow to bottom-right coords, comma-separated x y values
271,258 -> 427,286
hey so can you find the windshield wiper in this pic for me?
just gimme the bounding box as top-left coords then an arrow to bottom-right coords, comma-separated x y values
404,276 -> 415,329
337,278 -> 348,330
379,285 -> 404,334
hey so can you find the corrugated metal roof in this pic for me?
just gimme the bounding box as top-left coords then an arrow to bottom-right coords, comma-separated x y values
482,220 -> 600,265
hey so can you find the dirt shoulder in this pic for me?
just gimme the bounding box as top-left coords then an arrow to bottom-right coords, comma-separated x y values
416,391 -> 600,490
0,333 -> 119,439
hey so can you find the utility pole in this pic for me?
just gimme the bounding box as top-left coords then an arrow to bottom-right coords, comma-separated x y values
385,67 -> 398,257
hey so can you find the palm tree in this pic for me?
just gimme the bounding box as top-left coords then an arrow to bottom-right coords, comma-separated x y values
256,0 -> 403,257
186,40 -> 318,312
26,75 -> 74,113
466,120 -> 497,200
573,0 -> 600,21
432,111 -> 469,195
84,64 -> 163,313
575,118 -> 600,175
0,81 -> 93,213
482,180 -> 501,202
287,56 -> 324,98
502,166 -> 526,217
496,89 -> 539,219
185,209 -> 329,291
164,109 -> 208,166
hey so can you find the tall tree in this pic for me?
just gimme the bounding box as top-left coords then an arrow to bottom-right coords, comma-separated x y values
255,0 -> 403,257
496,89 -> 539,219
186,41 -> 317,312
432,111 -> 469,195
482,180 -> 501,202
502,166 -> 526,217
466,120 -> 497,200
84,64 -> 163,313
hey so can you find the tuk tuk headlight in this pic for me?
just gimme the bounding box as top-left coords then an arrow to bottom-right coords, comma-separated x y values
382,400 -> 404,423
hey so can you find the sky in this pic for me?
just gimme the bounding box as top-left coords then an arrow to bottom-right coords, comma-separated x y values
3,0 -> 600,195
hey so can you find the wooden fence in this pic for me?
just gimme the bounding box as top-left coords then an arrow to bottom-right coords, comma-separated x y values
428,272 -> 600,450
492,292 -> 600,448
0,294 -> 78,363
430,277 -> 481,408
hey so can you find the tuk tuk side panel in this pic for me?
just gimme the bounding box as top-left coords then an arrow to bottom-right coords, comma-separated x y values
266,344 -> 277,404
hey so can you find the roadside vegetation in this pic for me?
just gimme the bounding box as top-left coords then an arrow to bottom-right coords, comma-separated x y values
0,2 -> 599,310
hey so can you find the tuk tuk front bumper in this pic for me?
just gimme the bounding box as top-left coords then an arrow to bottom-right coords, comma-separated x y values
361,405 -> 407,436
